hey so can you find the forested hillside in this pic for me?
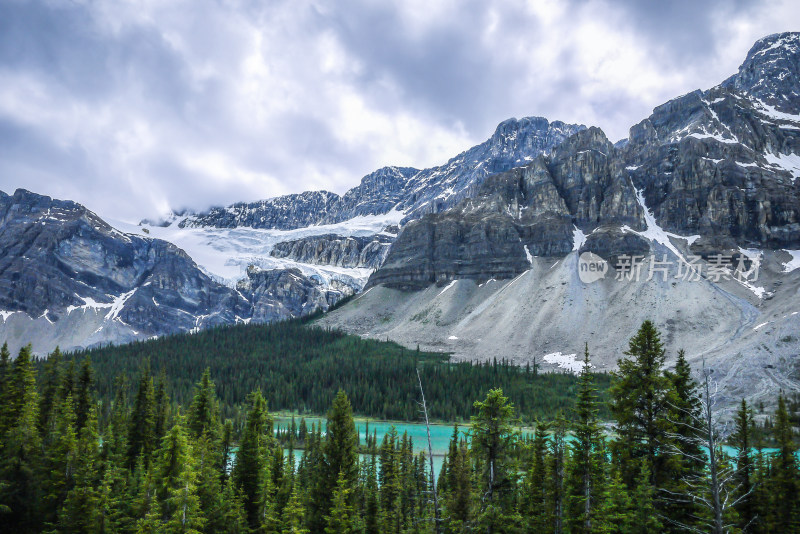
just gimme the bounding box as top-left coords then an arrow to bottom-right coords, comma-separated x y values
54,320 -> 612,424
1,321 -> 798,533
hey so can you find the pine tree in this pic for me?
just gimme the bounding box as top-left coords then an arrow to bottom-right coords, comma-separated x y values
662,349 -> 704,531
630,460 -> 662,534
594,465 -> 633,533
547,414 -> 567,534
37,346 -> 63,436
153,371 -> 170,442
128,365 -> 156,469
59,406 -> 102,533
216,478 -> 249,533
609,321 -> 673,487
0,344 -> 43,532
521,421 -> 548,532
471,388 -> 522,533
310,390 -> 359,532
0,341 -> 10,435
281,487 -> 309,534
731,398 -> 756,531
565,344 -> 604,533
75,355 -> 94,432
771,394 -> 799,532
325,470 -> 356,534
42,394 -> 79,527
232,390 -> 273,529
154,420 -> 206,533
187,369 -> 221,441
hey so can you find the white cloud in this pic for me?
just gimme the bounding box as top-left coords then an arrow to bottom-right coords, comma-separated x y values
0,0 -> 797,222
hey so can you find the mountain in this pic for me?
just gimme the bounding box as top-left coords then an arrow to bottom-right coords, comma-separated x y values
4,33 -> 799,409
319,32 -> 800,410
0,189 -> 359,355
0,118 -> 583,355
181,117 -> 584,230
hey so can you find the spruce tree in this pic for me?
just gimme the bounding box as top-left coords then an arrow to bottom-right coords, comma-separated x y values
325,470 -> 356,534
663,349 -> 704,531
75,355 -> 94,432
471,388 -> 522,533
232,390 -> 273,529
311,390 -> 359,532
565,344 -> 604,533
609,320 -> 673,487
0,344 -> 43,532
771,394 -> 799,532
42,394 -> 78,526
281,486 -> 309,534
127,365 -> 156,469
59,406 -> 102,533
187,369 -> 221,441
731,398 -> 756,531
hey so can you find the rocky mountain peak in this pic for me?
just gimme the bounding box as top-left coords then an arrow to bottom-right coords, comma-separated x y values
723,31 -> 800,113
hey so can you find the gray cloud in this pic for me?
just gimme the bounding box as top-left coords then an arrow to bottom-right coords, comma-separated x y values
0,0 -> 797,222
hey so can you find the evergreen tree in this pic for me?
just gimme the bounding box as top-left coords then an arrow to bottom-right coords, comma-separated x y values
75,355 -> 94,431
153,371 -> 170,442
594,466 -> 633,533
521,421 -> 548,532
154,420 -> 206,533
630,460 -> 662,534
732,398 -> 756,531
42,394 -> 78,527
609,321 -> 673,487
471,388 -> 522,533
232,389 -> 273,529
37,346 -> 63,436
565,344 -> 604,533
325,470 -> 356,534
281,486 -> 309,534
0,344 -> 43,532
662,349 -> 704,530
771,394 -> 799,532
311,390 -> 359,532
187,369 -> 221,441
59,406 -> 102,533
127,365 -> 156,469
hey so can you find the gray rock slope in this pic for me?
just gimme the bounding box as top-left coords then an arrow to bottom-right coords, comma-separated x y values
270,234 -> 392,269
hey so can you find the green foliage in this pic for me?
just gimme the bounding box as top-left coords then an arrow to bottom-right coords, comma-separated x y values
56,319 -> 612,424
1,320 -> 798,533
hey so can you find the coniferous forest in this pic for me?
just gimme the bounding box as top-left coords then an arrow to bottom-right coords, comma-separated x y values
1,320 -> 799,533
49,319 -> 615,424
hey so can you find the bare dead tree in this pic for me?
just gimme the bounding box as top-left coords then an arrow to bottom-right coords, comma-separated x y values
662,361 -> 753,534
417,368 -> 442,534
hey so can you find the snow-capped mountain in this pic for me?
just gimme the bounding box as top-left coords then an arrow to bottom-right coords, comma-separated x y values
3,32 -> 800,409
181,117 -> 584,230
320,32 -> 800,410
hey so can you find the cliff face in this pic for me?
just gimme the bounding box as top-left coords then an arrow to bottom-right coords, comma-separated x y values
368,33 -> 800,289
270,234 -> 391,269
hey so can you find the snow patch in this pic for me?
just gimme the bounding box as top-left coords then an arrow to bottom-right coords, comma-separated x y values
764,151 -> 800,182
524,245 -> 534,265
0,310 -> 18,321
438,280 -> 457,297
781,250 -> 800,273
448,335 -> 459,340
753,322 -> 769,331
542,352 -> 591,374
572,226 -> 587,252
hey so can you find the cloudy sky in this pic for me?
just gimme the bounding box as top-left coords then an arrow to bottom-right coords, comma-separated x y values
0,0 -> 797,222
